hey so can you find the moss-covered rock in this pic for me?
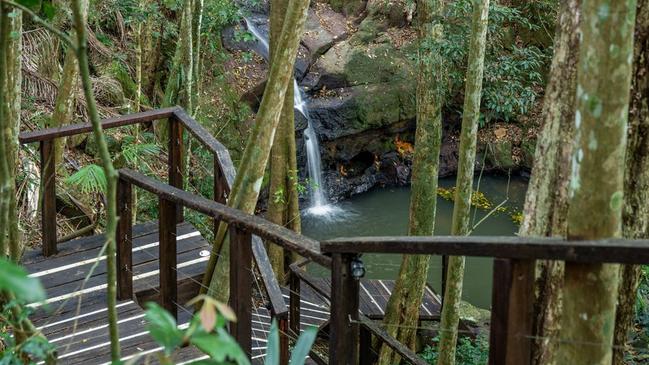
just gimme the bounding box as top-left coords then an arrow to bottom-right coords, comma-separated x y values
487,140 -> 516,170
521,138 -> 537,170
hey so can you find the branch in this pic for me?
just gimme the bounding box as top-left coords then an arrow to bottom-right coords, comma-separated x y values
1,0 -> 76,49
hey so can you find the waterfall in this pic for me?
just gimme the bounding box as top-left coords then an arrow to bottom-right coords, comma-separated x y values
244,18 -> 336,215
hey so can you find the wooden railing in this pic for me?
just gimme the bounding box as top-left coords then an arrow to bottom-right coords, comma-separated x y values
18,107 -> 288,351
321,236 -> 649,365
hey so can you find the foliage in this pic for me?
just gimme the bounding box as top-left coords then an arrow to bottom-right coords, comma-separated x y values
144,297 -> 317,365
0,258 -> 55,363
430,0 -> 551,123
66,164 -> 108,194
420,335 -> 489,365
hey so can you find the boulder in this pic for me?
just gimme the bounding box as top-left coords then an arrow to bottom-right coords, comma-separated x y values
486,140 -> 516,170
302,4 -> 350,59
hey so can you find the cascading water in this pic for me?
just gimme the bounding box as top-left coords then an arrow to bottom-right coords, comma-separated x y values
244,18 -> 338,216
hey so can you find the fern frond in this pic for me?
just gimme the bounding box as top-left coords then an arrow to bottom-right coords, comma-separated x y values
120,143 -> 161,166
65,165 -> 107,194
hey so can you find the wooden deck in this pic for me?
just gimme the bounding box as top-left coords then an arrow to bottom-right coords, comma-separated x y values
23,221 -> 442,364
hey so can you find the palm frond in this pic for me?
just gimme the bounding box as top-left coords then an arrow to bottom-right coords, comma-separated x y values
65,164 -> 107,195
119,143 -> 161,166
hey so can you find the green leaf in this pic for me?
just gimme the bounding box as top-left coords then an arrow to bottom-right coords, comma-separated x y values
65,164 -> 107,194
190,330 -> 250,365
42,1 -> 56,20
0,258 -> 46,303
144,302 -> 183,355
264,320 -> 279,365
289,326 -> 317,365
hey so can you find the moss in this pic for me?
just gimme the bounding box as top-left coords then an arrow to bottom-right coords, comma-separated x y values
488,141 -> 515,169
354,81 -> 416,130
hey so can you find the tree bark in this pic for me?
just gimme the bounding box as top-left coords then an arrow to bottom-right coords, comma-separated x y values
267,0 -> 302,283
201,0 -> 311,302
71,0 -> 122,360
436,1 -> 489,364
517,1 -> 580,363
614,1 -> 649,363
377,0 -> 443,363
4,8 -> 21,261
557,1 -> 637,364
50,48 -> 80,166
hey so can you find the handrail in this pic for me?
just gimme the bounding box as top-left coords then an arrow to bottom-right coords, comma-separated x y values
19,108 -> 289,338
18,107 -> 178,143
321,235 -> 649,264
118,169 -> 331,267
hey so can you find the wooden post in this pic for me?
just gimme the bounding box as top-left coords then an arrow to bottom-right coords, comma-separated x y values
229,225 -> 252,356
116,178 -> 133,300
159,197 -> 178,319
441,255 -> 448,306
329,253 -> 360,365
488,258 -> 534,365
40,140 -> 57,256
359,324 -> 373,365
168,116 -> 184,223
214,160 -> 227,233
289,269 -> 301,335
278,314 -> 289,365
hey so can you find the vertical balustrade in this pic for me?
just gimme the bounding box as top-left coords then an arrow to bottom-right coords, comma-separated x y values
116,178 -> 133,300
488,258 -> 534,365
40,140 -> 57,256
359,324 -> 373,365
159,197 -> 178,319
168,116 -> 184,223
230,225 -> 253,356
329,253 -> 360,365
289,269 -> 301,335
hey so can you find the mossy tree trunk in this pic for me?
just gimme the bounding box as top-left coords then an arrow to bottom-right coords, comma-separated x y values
201,0 -> 311,302
70,0 -> 122,359
158,0 -> 193,139
4,7 -> 22,261
517,1 -> 580,363
267,0 -> 302,283
614,1 -> 649,362
50,42 -> 80,167
556,0 -> 637,363
377,0 -> 443,363
191,0 -> 203,114
436,1 -> 489,364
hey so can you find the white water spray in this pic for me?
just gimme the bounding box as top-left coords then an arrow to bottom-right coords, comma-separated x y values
244,18 -> 339,216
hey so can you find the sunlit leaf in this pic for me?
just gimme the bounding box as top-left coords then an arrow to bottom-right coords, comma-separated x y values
288,326 -> 317,365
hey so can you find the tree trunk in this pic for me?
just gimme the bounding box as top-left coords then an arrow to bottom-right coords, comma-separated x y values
614,2 -> 649,363
436,1 -> 489,364
50,48 -> 79,166
71,0 -> 122,360
517,1 -> 580,363
267,0 -> 302,283
557,1 -> 637,363
192,0 -> 203,114
377,0 -> 443,363
0,3 -> 11,257
201,0 -> 311,302
5,8 -> 22,261
158,0 -> 193,139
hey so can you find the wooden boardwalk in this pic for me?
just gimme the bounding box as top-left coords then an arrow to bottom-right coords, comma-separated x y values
23,221 -> 442,364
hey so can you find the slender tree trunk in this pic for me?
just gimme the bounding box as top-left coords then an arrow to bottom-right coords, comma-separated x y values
50,49 -> 79,166
0,3 -> 9,257
158,0 -> 193,139
517,1 -> 580,363
436,1 -> 489,364
377,1 -> 443,363
5,8 -> 21,261
201,0 -> 311,302
614,2 -> 649,363
71,0 -> 122,360
191,0 -> 203,115
557,1 -> 637,363
267,0 -> 301,283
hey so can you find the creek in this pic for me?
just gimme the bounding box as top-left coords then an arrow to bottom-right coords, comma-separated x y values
302,174 -> 528,309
